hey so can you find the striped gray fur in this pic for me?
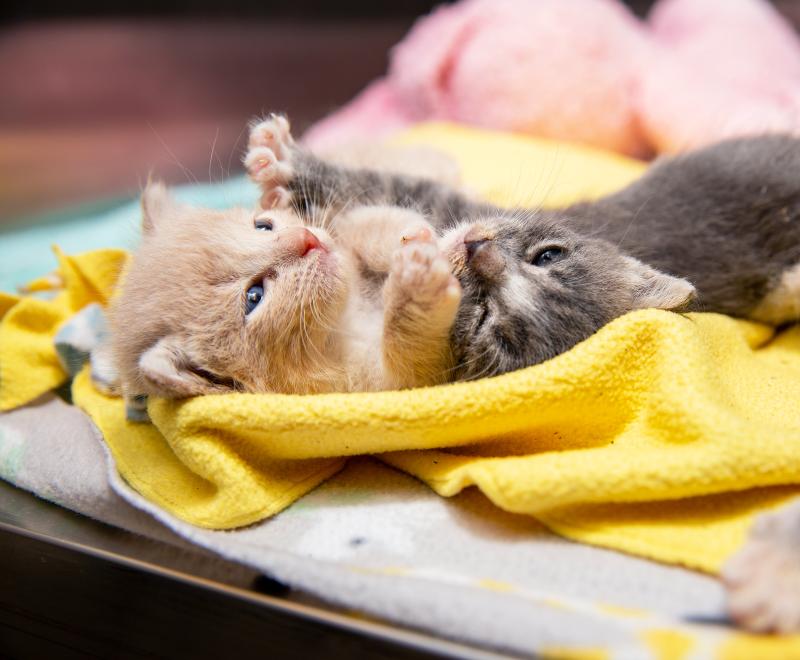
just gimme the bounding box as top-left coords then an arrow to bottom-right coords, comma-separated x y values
288,150 -> 495,231
284,136 -> 800,378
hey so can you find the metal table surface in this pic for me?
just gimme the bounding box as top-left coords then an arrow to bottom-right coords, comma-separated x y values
0,480 -> 508,659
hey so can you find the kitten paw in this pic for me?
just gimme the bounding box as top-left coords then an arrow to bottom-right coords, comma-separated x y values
390,237 -> 461,313
723,506 -> 800,633
245,114 -> 296,208
248,114 -> 293,156
400,223 -> 435,245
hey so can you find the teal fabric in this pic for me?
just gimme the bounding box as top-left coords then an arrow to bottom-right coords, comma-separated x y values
0,177 -> 257,293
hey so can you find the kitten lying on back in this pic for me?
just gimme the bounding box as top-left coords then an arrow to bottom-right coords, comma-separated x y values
111,183 -> 462,397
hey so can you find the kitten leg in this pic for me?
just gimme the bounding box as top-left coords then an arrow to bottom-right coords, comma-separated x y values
381,235 -> 462,389
723,498 -> 800,633
244,114 -> 296,209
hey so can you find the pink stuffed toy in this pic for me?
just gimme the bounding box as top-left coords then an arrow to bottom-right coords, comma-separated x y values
304,0 -> 800,158
639,0 -> 800,153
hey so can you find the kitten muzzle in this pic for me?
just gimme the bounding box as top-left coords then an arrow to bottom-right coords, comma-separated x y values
443,224 -> 503,279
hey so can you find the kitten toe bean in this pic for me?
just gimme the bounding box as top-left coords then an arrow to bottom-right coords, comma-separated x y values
244,147 -> 293,183
248,114 -> 294,157
400,224 -> 434,244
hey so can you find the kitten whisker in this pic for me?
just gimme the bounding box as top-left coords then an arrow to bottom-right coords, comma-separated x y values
228,120 -> 249,187
147,121 -> 199,186
208,126 -> 220,186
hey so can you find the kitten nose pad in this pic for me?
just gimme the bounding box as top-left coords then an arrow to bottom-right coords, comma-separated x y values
465,239 -> 489,262
299,228 -> 321,256
281,227 -> 325,257
464,238 -> 505,279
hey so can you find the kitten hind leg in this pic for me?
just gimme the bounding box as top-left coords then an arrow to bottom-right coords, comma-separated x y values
723,498 -> 800,633
382,234 -> 461,389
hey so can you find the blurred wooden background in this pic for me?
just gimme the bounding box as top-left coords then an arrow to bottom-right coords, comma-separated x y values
2,1 -> 798,222
0,19 -> 413,221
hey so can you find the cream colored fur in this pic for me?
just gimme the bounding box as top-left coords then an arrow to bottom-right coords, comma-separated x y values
110,185 -> 461,398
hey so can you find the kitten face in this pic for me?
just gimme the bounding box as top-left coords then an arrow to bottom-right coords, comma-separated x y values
441,213 -> 696,380
111,183 -> 351,397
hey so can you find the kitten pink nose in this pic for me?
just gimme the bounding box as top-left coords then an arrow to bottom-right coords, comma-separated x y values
299,228 -> 322,256
281,227 -> 324,257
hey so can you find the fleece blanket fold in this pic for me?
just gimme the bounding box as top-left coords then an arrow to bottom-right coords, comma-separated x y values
10,396 -> 795,660
2,123 -> 799,576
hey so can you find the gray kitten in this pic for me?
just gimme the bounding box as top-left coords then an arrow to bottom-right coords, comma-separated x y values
246,123 -> 800,635
247,124 -> 800,381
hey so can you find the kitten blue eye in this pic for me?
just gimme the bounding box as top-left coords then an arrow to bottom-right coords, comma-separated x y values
245,284 -> 264,314
532,247 -> 565,267
254,218 -> 274,231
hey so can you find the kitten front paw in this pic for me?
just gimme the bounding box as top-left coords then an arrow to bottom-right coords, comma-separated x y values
382,232 -> 461,389
244,114 -> 296,209
389,234 -> 461,314
723,507 -> 800,633
400,223 -> 435,245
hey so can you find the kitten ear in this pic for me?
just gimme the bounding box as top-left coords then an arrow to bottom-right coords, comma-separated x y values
138,335 -> 230,397
141,180 -> 178,235
623,256 -> 696,311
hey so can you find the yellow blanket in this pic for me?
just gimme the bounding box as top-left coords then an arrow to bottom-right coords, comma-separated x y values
2,123 -> 799,576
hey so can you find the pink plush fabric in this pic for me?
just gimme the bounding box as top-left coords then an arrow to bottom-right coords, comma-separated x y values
639,0 -> 800,153
303,0 -> 800,158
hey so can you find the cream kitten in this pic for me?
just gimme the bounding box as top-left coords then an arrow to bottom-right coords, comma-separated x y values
110,185 -> 461,398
